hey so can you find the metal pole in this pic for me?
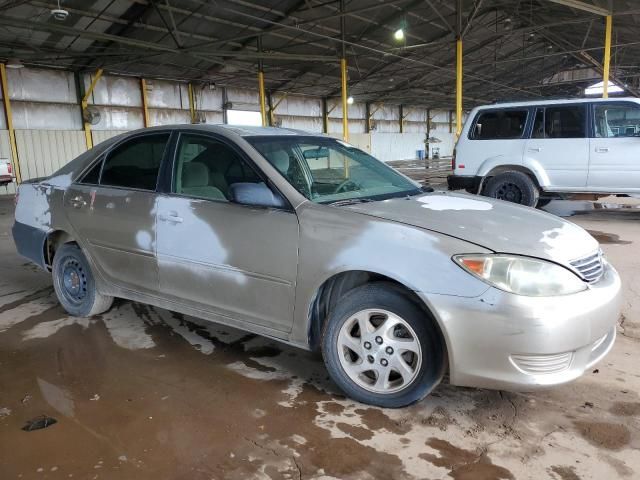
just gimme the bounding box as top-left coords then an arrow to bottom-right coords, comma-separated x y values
399,104 -> 404,133
0,63 -> 21,183
258,72 -> 267,127
322,97 -> 328,134
455,0 -> 463,137
82,68 -> 103,150
602,15 -> 612,98
188,83 -> 196,123
140,78 -> 150,128
341,58 -> 349,143
258,36 -> 267,127
456,39 -> 463,137
340,0 -> 349,144
222,86 -> 228,124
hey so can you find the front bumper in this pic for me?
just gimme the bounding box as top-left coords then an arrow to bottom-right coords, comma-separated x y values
423,261 -> 622,390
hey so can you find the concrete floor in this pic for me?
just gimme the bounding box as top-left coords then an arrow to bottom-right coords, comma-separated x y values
0,195 -> 639,480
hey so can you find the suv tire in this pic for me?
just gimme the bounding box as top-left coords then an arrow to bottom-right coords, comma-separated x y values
52,243 -> 113,317
321,283 -> 444,408
483,171 -> 540,207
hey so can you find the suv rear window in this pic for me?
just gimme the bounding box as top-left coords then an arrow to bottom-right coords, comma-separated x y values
471,110 -> 528,140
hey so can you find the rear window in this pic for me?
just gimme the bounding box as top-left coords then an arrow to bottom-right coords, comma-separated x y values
470,110 -> 528,140
100,134 -> 169,191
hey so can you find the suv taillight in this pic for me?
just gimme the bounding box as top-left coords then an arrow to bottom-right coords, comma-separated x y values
7,162 -> 11,175
451,149 -> 456,171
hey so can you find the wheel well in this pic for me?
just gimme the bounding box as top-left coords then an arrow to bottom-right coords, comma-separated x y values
481,165 -> 540,192
44,230 -> 76,270
308,271 -> 448,364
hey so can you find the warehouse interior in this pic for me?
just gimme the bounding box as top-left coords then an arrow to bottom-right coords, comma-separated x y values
0,1 -> 639,479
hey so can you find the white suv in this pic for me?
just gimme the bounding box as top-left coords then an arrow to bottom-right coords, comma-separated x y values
448,97 -> 640,206
0,158 -> 14,187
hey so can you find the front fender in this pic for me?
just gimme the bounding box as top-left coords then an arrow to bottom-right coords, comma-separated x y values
288,203 -> 491,347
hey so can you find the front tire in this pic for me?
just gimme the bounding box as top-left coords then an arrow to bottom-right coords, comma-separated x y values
52,244 -> 113,317
483,171 -> 539,207
321,283 -> 444,408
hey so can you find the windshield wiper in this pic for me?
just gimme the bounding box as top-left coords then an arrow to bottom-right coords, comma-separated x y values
327,198 -> 375,206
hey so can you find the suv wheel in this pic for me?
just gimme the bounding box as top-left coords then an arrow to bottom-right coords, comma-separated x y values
52,243 -> 113,317
321,283 -> 444,408
483,171 -> 539,207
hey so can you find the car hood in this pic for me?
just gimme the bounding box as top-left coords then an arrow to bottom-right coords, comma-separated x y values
345,192 -> 599,265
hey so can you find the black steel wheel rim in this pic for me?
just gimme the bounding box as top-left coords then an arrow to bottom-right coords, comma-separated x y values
495,182 -> 522,203
60,256 -> 88,305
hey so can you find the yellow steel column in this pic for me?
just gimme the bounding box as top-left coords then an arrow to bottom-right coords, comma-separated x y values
341,57 -> 349,142
140,78 -> 150,127
0,63 -> 21,183
602,15 -> 612,99
258,70 -> 267,127
82,68 -> 103,150
455,38 -> 463,137
187,83 -> 196,123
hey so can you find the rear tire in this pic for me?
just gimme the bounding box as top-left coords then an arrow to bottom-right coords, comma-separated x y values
52,244 -> 113,317
321,283 -> 444,408
483,171 -> 539,207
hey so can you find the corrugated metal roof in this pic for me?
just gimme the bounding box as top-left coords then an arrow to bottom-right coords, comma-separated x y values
0,1 -> 639,107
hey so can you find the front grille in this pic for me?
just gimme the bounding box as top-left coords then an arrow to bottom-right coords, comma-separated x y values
570,250 -> 604,283
510,352 -> 573,375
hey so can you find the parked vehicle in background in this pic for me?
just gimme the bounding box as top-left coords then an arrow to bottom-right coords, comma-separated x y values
0,158 -> 14,186
13,125 -> 621,407
448,97 -> 640,207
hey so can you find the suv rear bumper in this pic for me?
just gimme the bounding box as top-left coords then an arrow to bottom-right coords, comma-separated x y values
447,175 -> 481,192
0,174 -> 12,185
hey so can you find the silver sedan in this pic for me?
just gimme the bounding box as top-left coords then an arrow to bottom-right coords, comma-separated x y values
13,125 -> 621,407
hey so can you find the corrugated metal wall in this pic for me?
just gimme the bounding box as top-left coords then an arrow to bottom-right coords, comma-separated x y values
92,130 -> 128,146
15,130 -> 86,179
0,66 -> 466,196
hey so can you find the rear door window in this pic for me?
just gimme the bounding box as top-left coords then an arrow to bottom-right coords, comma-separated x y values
471,110 -> 528,139
532,105 -> 586,139
100,134 -> 169,191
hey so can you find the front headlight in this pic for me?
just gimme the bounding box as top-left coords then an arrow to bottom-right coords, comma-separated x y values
453,254 -> 587,296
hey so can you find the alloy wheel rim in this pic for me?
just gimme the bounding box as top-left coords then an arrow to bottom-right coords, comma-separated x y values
60,257 -> 88,305
337,308 -> 422,394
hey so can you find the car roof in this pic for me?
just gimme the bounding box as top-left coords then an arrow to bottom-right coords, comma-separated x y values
122,123 -> 324,138
474,96 -> 640,111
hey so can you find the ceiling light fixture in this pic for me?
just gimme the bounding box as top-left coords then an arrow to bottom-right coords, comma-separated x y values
51,0 -> 69,21
394,28 -> 404,41
347,96 -> 354,105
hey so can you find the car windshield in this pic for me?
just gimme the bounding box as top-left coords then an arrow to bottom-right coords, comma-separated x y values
248,136 -> 421,203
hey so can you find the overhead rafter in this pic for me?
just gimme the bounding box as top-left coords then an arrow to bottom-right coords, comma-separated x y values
547,0 -> 610,16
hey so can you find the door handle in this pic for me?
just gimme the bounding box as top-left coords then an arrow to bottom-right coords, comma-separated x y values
528,147 -> 541,152
69,196 -> 87,208
595,147 -> 609,153
160,211 -> 183,224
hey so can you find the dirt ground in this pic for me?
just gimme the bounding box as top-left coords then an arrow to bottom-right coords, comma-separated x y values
0,194 -> 638,480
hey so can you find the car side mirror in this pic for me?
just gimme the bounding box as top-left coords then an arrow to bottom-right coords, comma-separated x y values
229,182 -> 286,208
